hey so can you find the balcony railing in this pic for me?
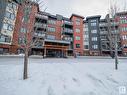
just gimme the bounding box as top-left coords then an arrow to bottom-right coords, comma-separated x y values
63,21 -> 73,25
100,31 -> 108,35
34,23 -> 47,28
35,14 -> 48,20
63,37 -> 73,41
34,32 -> 45,38
63,28 -> 73,34
33,44 -> 44,49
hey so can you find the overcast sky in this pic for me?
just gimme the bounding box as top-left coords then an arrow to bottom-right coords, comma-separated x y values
41,0 -> 127,19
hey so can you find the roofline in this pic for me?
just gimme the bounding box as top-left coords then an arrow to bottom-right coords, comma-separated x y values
116,11 -> 127,15
86,15 -> 101,20
70,14 -> 84,19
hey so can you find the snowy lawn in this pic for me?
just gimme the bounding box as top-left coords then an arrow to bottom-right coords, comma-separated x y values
0,57 -> 127,95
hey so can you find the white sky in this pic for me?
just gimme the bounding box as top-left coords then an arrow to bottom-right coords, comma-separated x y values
40,0 -> 127,19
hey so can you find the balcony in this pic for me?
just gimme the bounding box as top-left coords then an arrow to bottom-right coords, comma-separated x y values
33,44 -> 44,49
111,22 -> 119,26
111,30 -> 119,34
63,37 -> 73,42
34,23 -> 47,29
68,45 -> 73,50
100,31 -> 108,35
63,21 -> 73,26
63,28 -> 73,34
99,23 -> 108,27
35,14 -> 48,20
34,32 -> 45,38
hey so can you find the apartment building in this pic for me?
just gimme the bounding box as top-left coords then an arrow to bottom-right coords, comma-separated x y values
0,0 -> 18,54
0,1 -> 127,57
83,14 -> 124,56
99,17 -> 122,56
11,1 -> 39,54
116,12 -> 127,56
84,15 -> 101,56
32,12 -> 84,57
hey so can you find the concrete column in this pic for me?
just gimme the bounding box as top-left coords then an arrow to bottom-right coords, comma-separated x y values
44,47 -> 46,58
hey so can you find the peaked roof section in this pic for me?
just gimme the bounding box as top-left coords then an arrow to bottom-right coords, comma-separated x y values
70,14 -> 84,19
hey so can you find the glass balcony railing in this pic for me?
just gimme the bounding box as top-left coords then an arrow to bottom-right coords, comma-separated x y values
64,21 -> 73,25
35,14 -> 48,20
34,23 -> 47,28
63,37 -> 73,41
63,28 -> 73,34
34,32 -> 45,38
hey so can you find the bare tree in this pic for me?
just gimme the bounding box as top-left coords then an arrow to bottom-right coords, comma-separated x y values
108,1 -> 119,70
2,0 -> 46,79
18,0 -> 47,79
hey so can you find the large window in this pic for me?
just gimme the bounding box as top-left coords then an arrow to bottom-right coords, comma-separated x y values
3,23 -> 13,31
48,20 -> 56,25
92,45 -> 98,49
48,27 -> 56,32
84,45 -> 89,49
90,20 -> 96,22
76,44 -> 80,48
0,35 -> 11,43
92,37 -> 97,41
123,44 -> 127,48
76,28 -> 80,33
18,37 -> 25,44
7,2 -> 17,10
121,27 -> 127,32
76,18 -> 80,25
91,22 -> 97,26
75,36 -> 80,40
20,27 -> 27,33
47,35 -> 55,40
5,11 -> 15,20
122,35 -> 127,40
91,29 -> 97,33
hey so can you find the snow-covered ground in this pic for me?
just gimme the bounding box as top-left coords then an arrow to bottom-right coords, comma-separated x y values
0,57 -> 127,95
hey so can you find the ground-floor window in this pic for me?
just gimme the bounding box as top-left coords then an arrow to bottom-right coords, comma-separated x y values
17,49 -> 24,54
0,48 -> 9,54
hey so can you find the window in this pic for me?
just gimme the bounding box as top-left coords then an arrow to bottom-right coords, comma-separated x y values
76,28 -> 80,33
48,20 -> 56,25
3,23 -> 13,31
123,44 -> 127,48
92,37 -> 97,41
122,35 -> 127,40
8,2 -> 17,10
0,35 -> 11,43
84,27 -> 88,31
91,29 -> 97,33
92,45 -> 98,49
3,23 -> 8,30
120,19 -> 127,24
20,27 -> 27,33
84,45 -> 89,49
47,35 -> 55,40
5,11 -> 15,20
91,22 -> 96,26
48,27 -> 56,32
76,36 -> 80,40
18,37 -> 25,44
84,35 -> 89,39
90,20 -> 96,22
76,18 -> 80,25
76,44 -> 80,48
8,24 -> 13,31
121,27 -> 127,32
